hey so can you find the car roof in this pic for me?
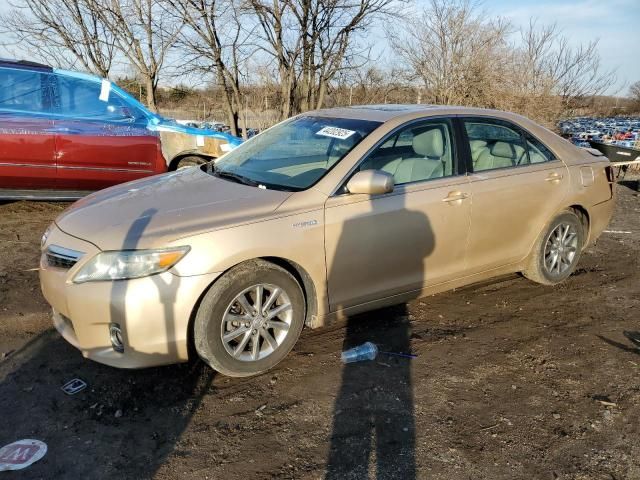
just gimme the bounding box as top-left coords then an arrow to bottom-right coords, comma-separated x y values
305,104 -> 527,123
0,59 -> 101,84
0,58 -> 52,72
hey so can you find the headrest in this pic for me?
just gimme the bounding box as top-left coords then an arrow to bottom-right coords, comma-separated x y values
469,140 -> 487,153
491,141 -> 524,158
413,128 -> 445,158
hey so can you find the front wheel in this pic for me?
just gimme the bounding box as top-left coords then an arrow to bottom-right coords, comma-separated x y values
523,210 -> 584,285
194,260 -> 305,377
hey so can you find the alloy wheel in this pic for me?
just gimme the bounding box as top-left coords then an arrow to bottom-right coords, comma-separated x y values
543,223 -> 578,276
220,284 -> 292,362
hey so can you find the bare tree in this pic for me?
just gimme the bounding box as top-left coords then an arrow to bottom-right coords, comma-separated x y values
163,0 -> 253,137
390,0 -> 511,107
335,65 -> 406,105
0,0 -> 116,77
518,21 -> 615,115
630,80 -> 640,113
248,0 -> 396,120
98,0 -> 183,112
390,1 -> 617,124
247,0 -> 301,120
631,81 -> 640,101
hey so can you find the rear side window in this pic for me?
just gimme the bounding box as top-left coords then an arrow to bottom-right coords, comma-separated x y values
523,133 -> 555,164
464,119 -> 527,172
54,75 -> 135,121
0,67 -> 48,113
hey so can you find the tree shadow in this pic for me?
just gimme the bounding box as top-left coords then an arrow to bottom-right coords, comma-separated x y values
325,191 -> 434,479
0,208 -> 214,478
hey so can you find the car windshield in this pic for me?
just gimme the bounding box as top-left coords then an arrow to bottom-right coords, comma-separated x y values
211,115 -> 381,191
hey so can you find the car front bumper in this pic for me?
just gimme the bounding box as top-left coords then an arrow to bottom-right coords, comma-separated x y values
40,225 -> 220,368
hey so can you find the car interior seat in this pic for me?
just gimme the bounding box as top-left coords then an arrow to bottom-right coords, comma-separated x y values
394,128 -> 447,184
469,140 -> 489,165
474,141 -> 524,171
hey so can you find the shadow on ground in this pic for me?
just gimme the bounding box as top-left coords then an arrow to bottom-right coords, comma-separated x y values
0,330 -> 213,479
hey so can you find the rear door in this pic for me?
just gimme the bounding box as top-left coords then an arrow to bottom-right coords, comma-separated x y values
461,116 -> 570,274
0,66 -> 56,189
51,73 -> 161,191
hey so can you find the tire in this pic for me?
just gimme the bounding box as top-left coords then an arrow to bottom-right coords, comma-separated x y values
523,210 -> 584,285
194,259 -> 305,377
176,156 -> 207,170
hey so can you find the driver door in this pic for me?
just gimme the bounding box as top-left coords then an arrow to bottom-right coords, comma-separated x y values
324,118 -> 472,311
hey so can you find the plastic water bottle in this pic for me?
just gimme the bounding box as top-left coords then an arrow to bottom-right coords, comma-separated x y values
341,342 -> 378,364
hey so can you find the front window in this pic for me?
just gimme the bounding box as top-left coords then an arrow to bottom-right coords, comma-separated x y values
356,119 -> 456,185
53,74 -> 142,121
211,116 -> 381,191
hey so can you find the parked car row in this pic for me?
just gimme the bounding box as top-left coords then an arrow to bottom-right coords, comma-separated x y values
176,118 -> 260,139
0,59 -> 242,200
559,116 -> 640,149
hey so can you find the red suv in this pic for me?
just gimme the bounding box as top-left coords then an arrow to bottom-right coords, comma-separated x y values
0,59 -> 242,200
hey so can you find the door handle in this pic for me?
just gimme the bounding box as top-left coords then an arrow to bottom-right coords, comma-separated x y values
442,191 -> 469,203
47,127 -> 82,134
545,172 -> 563,183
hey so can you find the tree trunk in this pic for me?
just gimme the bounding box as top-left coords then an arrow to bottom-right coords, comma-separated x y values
145,76 -> 158,113
222,91 -> 239,137
241,95 -> 248,140
315,79 -> 327,110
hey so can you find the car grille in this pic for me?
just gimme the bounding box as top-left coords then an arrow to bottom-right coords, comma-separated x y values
46,245 -> 84,270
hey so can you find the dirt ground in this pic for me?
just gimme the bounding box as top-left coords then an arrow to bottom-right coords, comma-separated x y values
1,178 -> 640,480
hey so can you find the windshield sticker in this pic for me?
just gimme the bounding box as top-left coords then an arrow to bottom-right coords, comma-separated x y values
99,80 -> 111,102
196,135 -> 205,147
316,126 -> 356,140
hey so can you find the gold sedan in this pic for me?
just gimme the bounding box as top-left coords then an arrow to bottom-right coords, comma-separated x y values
39,105 -> 615,376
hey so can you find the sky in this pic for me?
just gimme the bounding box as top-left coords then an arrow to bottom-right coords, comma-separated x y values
0,0 -> 638,96
483,0 -> 640,95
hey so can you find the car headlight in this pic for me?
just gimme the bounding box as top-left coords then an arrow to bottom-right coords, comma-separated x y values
41,224 -> 52,249
73,246 -> 190,283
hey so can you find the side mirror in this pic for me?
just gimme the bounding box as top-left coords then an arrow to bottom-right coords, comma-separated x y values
346,170 -> 394,195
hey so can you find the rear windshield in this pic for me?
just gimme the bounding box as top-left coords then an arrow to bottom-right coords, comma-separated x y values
212,116 -> 381,191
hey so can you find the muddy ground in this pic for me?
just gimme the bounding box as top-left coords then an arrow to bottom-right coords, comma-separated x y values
1,179 -> 640,480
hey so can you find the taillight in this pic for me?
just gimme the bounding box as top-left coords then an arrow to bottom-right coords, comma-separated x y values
604,165 -> 615,198
605,165 -> 615,183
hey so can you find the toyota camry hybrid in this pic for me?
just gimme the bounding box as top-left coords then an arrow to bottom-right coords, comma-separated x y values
39,105 -> 615,377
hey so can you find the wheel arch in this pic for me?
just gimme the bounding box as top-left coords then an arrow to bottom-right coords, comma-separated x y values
260,256 -> 319,328
567,204 -> 590,247
186,256 -> 320,361
168,152 -> 214,171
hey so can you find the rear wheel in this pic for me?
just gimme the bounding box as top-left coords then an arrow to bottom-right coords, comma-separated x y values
176,156 -> 208,170
194,260 -> 305,377
523,210 -> 584,285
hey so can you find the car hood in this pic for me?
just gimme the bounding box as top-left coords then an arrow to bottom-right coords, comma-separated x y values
54,168 -> 291,251
148,118 -> 243,147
